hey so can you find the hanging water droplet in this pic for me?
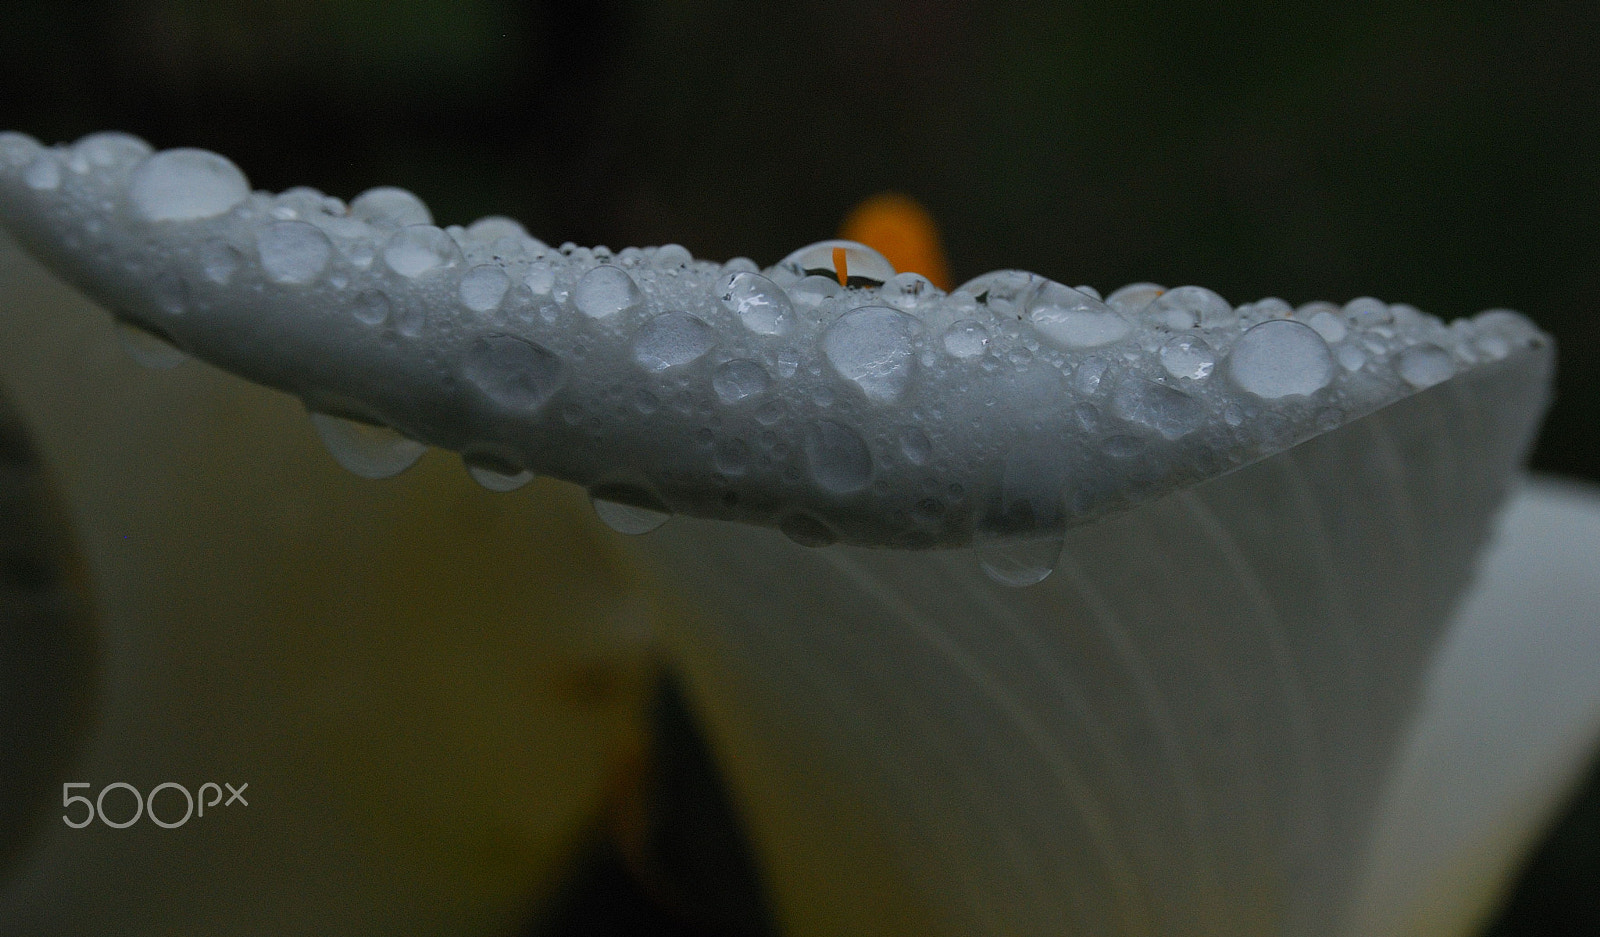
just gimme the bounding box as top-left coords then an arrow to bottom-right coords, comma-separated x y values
463,455 -> 535,492
822,305 -> 918,403
804,420 -> 872,493
257,220 -> 332,285
129,149 -> 250,222
383,225 -> 461,278
773,239 -> 895,287
574,265 -> 644,319
309,412 -> 426,479
114,320 -> 188,370
1397,343 -> 1454,388
459,264 -> 510,312
350,187 -> 432,228
1226,319 -> 1334,399
589,486 -> 671,535
713,359 -> 771,403
941,319 -> 990,358
1028,281 -> 1132,349
633,312 -> 715,371
1158,335 -> 1216,381
975,535 -> 1063,587
780,514 -> 837,548
717,271 -> 794,336
462,335 -> 565,411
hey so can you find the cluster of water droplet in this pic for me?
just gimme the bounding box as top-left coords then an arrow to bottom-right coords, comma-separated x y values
0,130 -> 1549,584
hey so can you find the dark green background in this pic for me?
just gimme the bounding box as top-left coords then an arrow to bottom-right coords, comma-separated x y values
2,1 -> 1596,934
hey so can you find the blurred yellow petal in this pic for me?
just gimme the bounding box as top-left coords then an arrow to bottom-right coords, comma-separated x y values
838,193 -> 953,291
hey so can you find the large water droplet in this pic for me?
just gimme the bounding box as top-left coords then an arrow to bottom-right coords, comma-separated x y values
1106,282 -> 1166,315
1307,310 -> 1348,343
1397,343 -> 1454,388
942,319 -> 990,358
309,412 -> 426,479
1158,335 -> 1216,381
653,243 -> 693,267
633,312 -> 715,371
352,289 -> 391,326
718,272 -> 794,336
976,536 -> 1063,587
958,270 -> 1043,315
70,132 -> 152,170
574,265 -> 644,319
257,220 -> 332,284
383,225 -> 461,278
713,359 -> 771,403
1112,378 -> 1206,439
130,149 -> 250,222
1143,285 -> 1234,330
773,239 -> 895,287
1226,319 -> 1334,399
462,335 -> 565,411
1343,296 -> 1392,326
459,264 -> 510,312
114,320 -> 188,370
822,305 -> 918,404
804,420 -> 872,493
589,486 -> 671,535
350,187 -> 432,228
1028,282 -> 1132,349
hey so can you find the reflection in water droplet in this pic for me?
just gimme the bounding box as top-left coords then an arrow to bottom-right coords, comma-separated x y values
773,239 -> 895,287
309,412 -> 427,479
975,535 -> 1064,587
718,272 -> 793,336
590,487 -> 671,535
114,320 -> 188,370
575,265 -> 644,319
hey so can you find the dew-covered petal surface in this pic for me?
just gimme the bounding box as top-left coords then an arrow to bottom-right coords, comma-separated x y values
0,131 -> 1550,549
640,342 -> 1552,937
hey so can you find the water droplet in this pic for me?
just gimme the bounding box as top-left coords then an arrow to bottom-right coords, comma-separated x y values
1337,345 -> 1367,371
0,132 -> 41,171
774,239 -> 895,287
883,272 -> 941,310
958,270 -> 1043,315
1158,335 -> 1216,380
309,412 -> 426,479
524,261 -> 557,296
1307,310 -> 1348,343
789,274 -> 844,309
1226,319 -> 1334,399
198,239 -> 241,284
713,359 -> 771,403
464,455 -> 535,492
352,289 -> 391,326
463,335 -> 565,411
129,149 -> 249,222
720,256 -> 760,274
1028,281 -> 1132,349
383,225 -> 461,278
152,272 -> 189,316
1343,296 -> 1392,326
1073,356 -> 1110,395
654,243 -> 693,266
459,264 -> 510,312
804,420 -> 872,493
22,156 -> 60,191
1112,378 -> 1206,439
822,305 -> 918,404
780,514 -> 837,548
1143,285 -> 1234,330
114,320 -> 187,369
257,220 -> 332,285
942,319 -> 990,358
350,187 -> 432,228
900,428 -> 932,465
717,272 -> 794,336
1106,282 -> 1166,315
1397,343 -> 1454,388
976,536 -> 1063,587
714,437 -> 750,475
574,265 -> 644,319
633,312 -> 714,371
590,486 -> 671,535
